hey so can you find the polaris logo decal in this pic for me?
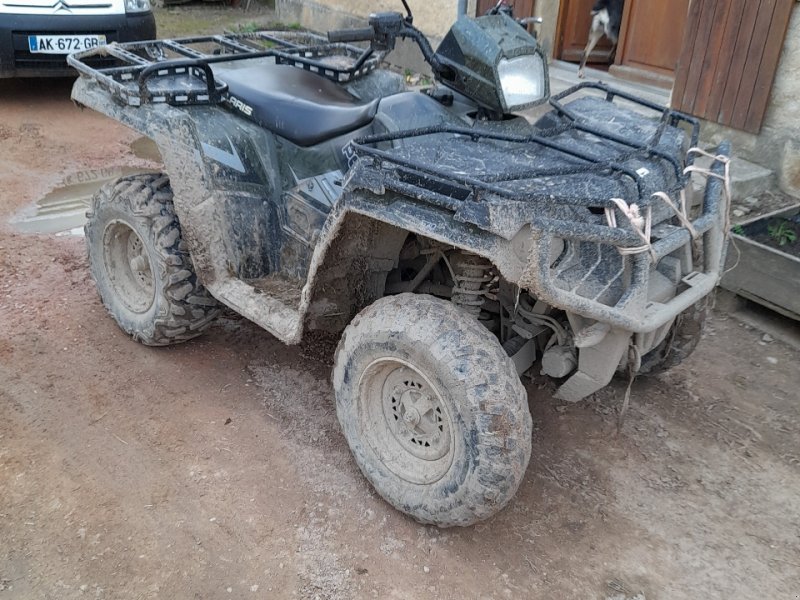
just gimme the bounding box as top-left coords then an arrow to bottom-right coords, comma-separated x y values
226,95 -> 253,117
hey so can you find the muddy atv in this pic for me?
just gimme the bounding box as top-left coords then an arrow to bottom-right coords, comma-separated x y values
69,5 -> 730,526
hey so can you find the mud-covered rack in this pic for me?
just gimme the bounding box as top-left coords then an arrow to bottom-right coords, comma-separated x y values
67,31 -> 380,107
346,82 -> 700,214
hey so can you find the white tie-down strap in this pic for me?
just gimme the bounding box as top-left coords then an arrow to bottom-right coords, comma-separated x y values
605,147 -> 732,263
651,190 -> 699,239
604,198 -> 656,261
651,147 -> 732,241
683,147 -> 733,236
685,147 -> 738,272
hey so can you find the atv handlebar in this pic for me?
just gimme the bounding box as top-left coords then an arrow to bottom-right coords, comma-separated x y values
327,12 -> 445,78
327,27 -> 377,43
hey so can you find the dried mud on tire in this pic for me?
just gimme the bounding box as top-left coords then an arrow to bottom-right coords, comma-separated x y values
85,173 -> 220,345
332,293 -> 533,527
639,297 -> 709,375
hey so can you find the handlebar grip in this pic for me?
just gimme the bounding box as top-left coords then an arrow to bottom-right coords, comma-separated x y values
327,27 -> 376,43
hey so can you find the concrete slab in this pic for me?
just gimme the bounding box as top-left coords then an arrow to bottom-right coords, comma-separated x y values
547,60 -> 671,107
714,292 -> 800,351
692,153 -> 776,201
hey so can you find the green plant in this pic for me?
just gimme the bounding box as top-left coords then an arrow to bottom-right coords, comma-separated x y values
731,224 -> 745,236
236,22 -> 262,33
402,69 -> 432,87
767,220 -> 797,246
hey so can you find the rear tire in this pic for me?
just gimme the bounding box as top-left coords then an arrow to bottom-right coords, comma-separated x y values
85,173 -> 220,346
333,294 -> 532,527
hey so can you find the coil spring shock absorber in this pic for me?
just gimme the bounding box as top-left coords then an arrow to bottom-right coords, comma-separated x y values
450,252 -> 493,317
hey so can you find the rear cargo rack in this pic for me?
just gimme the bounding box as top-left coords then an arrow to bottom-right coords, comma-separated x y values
68,31 -> 380,107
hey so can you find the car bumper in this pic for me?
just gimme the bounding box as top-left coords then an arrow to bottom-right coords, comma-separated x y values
0,12 -> 156,78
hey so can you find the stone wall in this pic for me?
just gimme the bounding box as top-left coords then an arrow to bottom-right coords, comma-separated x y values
276,0 -> 477,73
276,0 -> 475,39
700,4 -> 800,197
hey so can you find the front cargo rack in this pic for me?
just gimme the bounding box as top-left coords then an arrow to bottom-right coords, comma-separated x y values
347,82 -> 701,213
68,31 -> 381,107
344,83 -> 728,333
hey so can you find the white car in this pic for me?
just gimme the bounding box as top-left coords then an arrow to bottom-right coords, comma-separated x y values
0,0 -> 156,77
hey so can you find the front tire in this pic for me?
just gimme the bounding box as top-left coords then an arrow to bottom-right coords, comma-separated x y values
639,297 -> 708,375
85,173 -> 220,346
333,294 -> 532,527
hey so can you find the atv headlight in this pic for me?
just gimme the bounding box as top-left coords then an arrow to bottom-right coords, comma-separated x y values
497,54 -> 547,111
125,0 -> 151,12
434,14 -> 550,115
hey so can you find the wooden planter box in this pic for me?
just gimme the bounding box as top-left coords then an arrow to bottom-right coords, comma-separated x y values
721,204 -> 800,321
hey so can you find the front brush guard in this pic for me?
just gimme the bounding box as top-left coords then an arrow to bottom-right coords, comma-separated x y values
520,142 -> 730,333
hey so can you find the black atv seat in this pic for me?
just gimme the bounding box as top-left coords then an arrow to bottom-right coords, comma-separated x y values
216,63 -> 379,147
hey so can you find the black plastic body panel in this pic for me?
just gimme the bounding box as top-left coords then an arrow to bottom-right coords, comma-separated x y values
0,12 -> 156,77
218,64 -> 380,147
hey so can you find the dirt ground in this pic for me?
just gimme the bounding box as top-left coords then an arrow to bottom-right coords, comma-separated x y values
2,32 -> 800,600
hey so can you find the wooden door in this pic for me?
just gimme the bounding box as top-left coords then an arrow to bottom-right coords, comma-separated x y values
476,0 -> 537,20
609,0 -> 691,86
556,0 -> 615,64
671,0 -> 794,134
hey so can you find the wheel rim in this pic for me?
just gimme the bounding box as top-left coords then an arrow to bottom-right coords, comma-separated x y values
358,358 -> 455,485
102,221 -> 155,314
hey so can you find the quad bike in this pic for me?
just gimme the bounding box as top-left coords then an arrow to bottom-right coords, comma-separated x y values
69,2 -> 730,526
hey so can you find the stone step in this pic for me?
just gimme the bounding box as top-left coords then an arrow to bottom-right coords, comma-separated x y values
691,153 -> 775,202
546,61 -> 672,108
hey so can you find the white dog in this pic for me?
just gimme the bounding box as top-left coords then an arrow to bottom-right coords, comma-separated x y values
578,0 -> 624,78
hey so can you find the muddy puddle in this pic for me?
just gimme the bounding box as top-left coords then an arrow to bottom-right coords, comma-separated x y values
10,136 -> 162,236
9,166 -> 150,236
130,136 -> 162,162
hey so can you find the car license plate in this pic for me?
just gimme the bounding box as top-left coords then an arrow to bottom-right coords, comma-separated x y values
28,34 -> 107,54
